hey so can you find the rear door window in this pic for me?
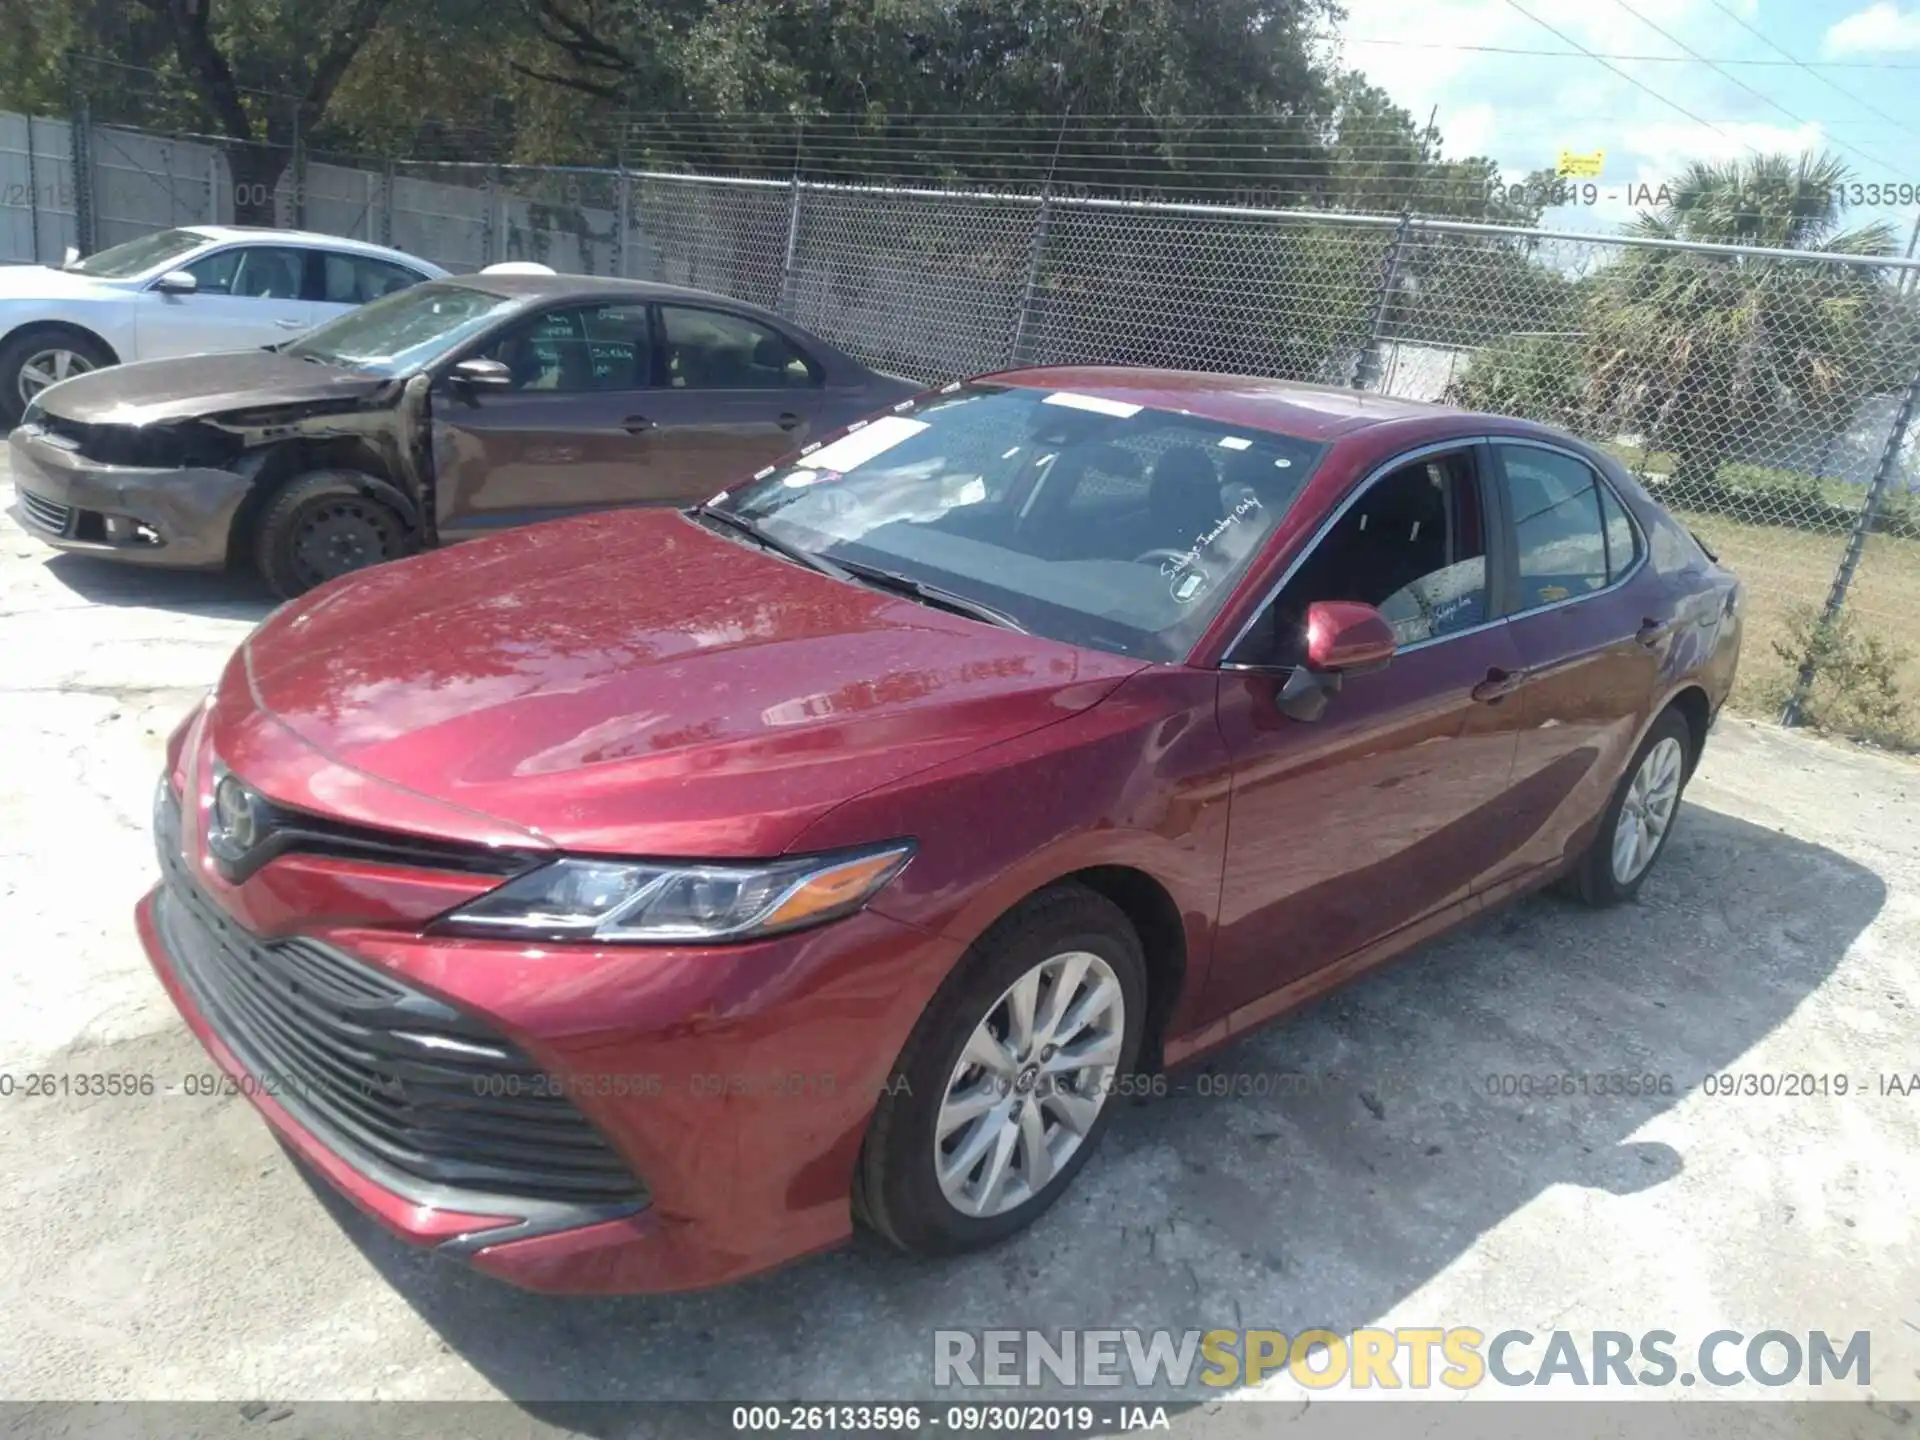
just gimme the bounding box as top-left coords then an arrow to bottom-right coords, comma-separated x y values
1495,445 -> 1611,611
659,306 -> 819,389
316,252 -> 429,305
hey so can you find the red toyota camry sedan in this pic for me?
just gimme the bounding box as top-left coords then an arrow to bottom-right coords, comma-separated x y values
141,367 -> 1742,1293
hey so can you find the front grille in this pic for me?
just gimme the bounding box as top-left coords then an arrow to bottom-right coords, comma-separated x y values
18,489 -> 73,537
153,786 -> 647,1212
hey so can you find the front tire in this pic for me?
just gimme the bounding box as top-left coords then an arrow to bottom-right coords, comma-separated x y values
1566,707 -> 1694,907
253,472 -> 411,599
856,885 -> 1147,1257
1,326 -> 114,425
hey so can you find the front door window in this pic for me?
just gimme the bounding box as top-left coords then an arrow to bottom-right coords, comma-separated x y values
1233,449 -> 1490,666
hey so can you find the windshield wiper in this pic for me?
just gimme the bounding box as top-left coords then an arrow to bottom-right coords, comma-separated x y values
834,558 -> 1027,632
689,504 -> 850,581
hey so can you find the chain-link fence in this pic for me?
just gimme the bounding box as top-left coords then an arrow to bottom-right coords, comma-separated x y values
4,98 -> 1918,744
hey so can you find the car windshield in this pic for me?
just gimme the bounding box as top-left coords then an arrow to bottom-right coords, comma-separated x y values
283,282 -> 521,375
66,228 -> 208,278
708,384 -> 1327,661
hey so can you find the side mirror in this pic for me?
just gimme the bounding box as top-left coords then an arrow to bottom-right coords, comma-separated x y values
1305,600 -> 1397,674
62,245 -> 81,267
152,269 -> 198,295
449,356 -> 513,388
1277,601 -> 1397,722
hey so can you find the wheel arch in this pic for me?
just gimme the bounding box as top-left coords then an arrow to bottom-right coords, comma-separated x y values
0,317 -> 122,366
904,857 -> 1195,1078
1664,683 -> 1712,773
1051,865 -> 1188,1075
229,441 -> 421,569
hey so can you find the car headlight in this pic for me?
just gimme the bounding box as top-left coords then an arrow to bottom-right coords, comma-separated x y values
435,842 -> 915,944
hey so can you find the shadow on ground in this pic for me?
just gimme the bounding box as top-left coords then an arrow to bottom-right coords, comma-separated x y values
43,553 -> 275,623
268,802 -> 1885,1420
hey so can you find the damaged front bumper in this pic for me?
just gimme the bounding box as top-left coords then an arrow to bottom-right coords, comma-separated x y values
7,423 -> 249,569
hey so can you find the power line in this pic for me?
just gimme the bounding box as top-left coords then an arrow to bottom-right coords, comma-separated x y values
1605,0 -> 1909,179
1699,0 -> 1920,148
1492,0 -> 1748,151
1340,35 -> 1920,69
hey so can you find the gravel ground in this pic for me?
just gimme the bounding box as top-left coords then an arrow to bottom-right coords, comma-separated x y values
2,456 -> 1917,1438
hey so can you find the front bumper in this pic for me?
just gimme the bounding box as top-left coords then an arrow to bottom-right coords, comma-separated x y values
7,424 -> 246,568
141,759 -> 961,1294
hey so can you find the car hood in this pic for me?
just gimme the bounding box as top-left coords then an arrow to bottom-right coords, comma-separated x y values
0,265 -> 136,302
239,510 -> 1145,856
34,350 -> 391,425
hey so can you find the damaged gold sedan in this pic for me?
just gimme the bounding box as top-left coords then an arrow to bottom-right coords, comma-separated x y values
8,273 -> 919,596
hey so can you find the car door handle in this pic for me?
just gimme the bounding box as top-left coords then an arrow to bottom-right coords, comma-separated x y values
1636,617 -> 1676,648
777,412 -> 804,431
273,318 -> 306,329
1471,667 -> 1528,704
622,415 -> 655,434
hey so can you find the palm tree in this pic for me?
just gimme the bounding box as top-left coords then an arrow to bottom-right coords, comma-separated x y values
1584,151 -> 1907,499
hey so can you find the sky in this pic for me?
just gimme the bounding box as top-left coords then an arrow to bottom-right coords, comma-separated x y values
1333,0 -> 1920,247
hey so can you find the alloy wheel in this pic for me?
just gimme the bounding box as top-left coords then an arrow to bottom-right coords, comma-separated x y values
1612,735 -> 1685,885
17,348 -> 96,403
934,949 -> 1125,1219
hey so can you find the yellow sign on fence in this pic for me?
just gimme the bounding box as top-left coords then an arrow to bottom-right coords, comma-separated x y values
1558,150 -> 1605,178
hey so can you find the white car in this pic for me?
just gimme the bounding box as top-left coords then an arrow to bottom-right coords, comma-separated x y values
0,225 -> 448,424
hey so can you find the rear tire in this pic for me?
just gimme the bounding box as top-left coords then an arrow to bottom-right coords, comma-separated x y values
855,885 -> 1146,1258
1564,707 -> 1694,908
253,472 -> 411,599
1,326 -> 114,425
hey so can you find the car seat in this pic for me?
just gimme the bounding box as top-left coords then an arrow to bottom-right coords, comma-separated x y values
237,251 -> 301,300
1142,446 -> 1224,551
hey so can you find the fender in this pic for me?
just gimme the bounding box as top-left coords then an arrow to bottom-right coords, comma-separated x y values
787,666 -> 1233,1041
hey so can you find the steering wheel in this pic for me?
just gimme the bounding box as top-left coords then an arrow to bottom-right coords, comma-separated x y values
1133,547 -> 1195,569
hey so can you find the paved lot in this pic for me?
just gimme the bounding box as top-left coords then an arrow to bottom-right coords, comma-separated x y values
3,450 -> 1919,1433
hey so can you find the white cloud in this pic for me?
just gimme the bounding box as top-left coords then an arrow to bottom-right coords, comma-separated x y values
1822,3 -> 1920,56
1336,0 -> 1860,232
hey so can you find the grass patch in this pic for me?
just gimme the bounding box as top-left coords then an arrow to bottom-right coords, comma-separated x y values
1672,504 -> 1920,752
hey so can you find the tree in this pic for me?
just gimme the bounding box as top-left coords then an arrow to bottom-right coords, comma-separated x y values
510,0 -> 1349,199
125,0 -> 403,222
1446,331 -> 1589,427
1583,152 -> 1906,495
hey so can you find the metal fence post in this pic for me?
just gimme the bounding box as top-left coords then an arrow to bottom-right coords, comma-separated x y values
482,166 -> 498,266
290,109 -> 307,229
774,120 -> 806,316
66,59 -> 95,254
775,176 -> 803,316
1780,360 -> 1920,727
612,117 -> 630,279
614,168 -> 631,278
1007,197 -> 1052,367
380,158 -> 395,247
24,115 -> 40,262
1353,211 -> 1413,391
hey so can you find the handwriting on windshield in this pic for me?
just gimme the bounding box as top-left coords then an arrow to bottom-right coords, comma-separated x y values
1158,494 -> 1263,582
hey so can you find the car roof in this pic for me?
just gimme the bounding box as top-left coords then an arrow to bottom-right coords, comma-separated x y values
980,365 -> 1479,443
436,271 -> 795,318
179,225 -> 445,272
